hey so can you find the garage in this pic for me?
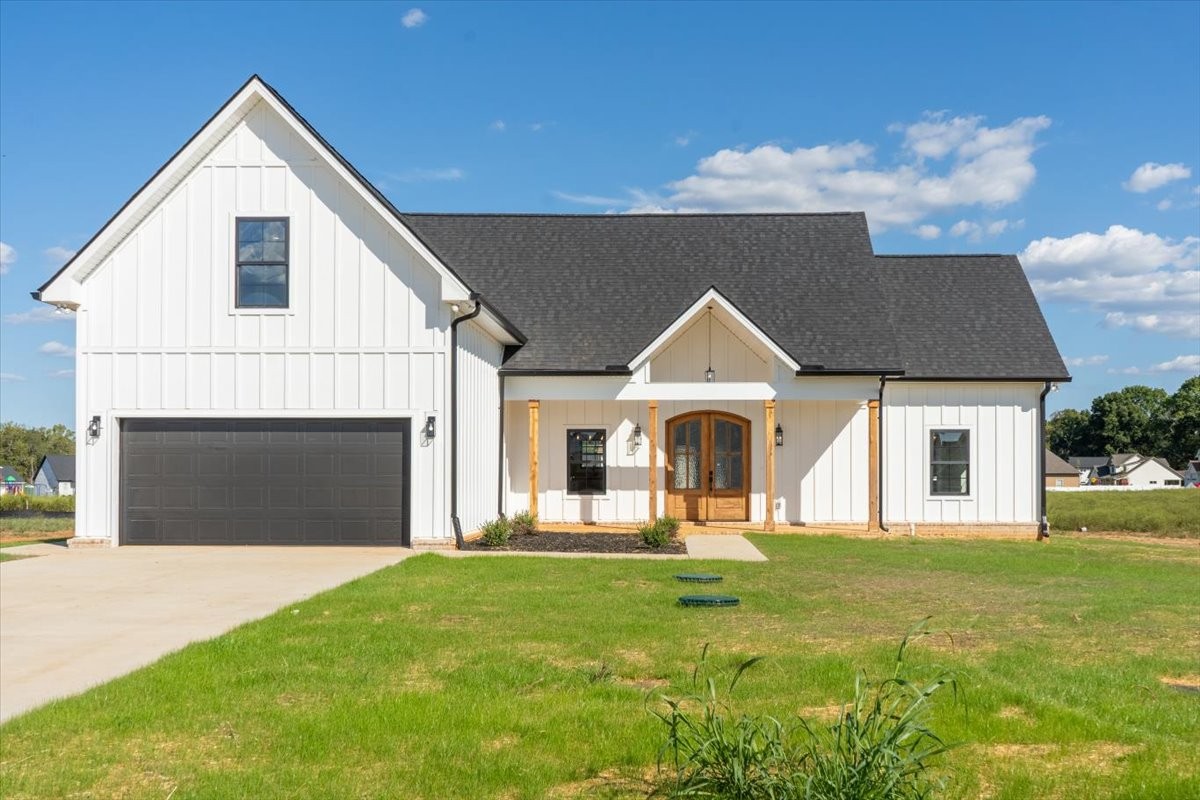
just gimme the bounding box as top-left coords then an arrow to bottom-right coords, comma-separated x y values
120,419 -> 409,546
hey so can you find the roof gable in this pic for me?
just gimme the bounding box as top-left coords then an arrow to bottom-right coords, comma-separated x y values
37,76 -> 472,308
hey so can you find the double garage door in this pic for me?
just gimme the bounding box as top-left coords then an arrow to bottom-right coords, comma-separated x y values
121,418 -> 409,546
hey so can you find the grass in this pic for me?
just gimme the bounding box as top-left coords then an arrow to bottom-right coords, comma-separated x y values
1047,489 -> 1200,537
1,535 -> 1198,799
0,517 -> 75,536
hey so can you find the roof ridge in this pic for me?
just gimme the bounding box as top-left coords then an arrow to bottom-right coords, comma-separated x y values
876,253 -> 1010,259
399,211 -> 867,219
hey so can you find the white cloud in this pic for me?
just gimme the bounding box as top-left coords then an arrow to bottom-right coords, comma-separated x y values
1020,225 -> 1200,340
1108,355 -> 1200,376
949,219 -> 981,240
37,340 -> 74,357
4,305 -> 70,325
530,122 -> 546,132
1123,162 -> 1191,193
1157,199 -> 1173,211
43,246 -> 76,264
616,111 -> 1051,229
49,369 -> 75,378
489,120 -> 506,132
0,241 -> 15,275
1104,311 -> 1200,339
401,8 -> 427,28
0,372 -> 25,382
552,190 -> 626,207
947,217 -> 1022,242
1064,355 -> 1110,367
914,224 -> 941,240
387,167 -> 465,183
675,131 -> 698,147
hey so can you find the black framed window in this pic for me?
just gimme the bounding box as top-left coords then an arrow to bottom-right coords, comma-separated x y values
567,429 -> 606,494
236,217 -> 289,308
930,429 -> 970,496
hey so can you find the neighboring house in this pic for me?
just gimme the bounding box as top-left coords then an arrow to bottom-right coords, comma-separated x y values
33,454 -> 76,496
1068,456 -> 1109,485
1099,453 -> 1185,487
1045,450 -> 1080,488
1182,451 -> 1200,487
33,76 -> 1071,548
0,466 -> 26,495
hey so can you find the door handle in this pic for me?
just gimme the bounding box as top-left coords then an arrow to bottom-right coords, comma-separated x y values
708,470 -> 714,492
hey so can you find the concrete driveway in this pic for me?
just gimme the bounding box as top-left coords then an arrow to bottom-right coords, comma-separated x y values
0,545 -> 411,723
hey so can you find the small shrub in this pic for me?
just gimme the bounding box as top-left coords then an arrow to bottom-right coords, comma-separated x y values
658,515 -> 681,536
511,509 -> 538,536
479,518 -> 512,547
640,517 -> 675,548
651,621 -> 957,800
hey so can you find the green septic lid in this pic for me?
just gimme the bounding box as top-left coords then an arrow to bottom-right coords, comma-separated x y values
678,595 -> 740,607
674,573 -> 724,583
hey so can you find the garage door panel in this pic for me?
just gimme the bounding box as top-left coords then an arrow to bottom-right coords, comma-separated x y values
121,418 -> 409,546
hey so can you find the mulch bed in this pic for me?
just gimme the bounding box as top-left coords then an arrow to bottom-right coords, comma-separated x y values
462,531 -> 686,555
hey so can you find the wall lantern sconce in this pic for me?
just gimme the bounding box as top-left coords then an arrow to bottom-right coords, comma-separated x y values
774,423 -> 784,447
87,415 -> 103,440
424,415 -> 437,439
632,423 -> 643,447
704,368 -> 716,383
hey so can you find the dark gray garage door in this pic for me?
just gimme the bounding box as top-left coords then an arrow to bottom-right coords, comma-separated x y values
121,418 -> 409,546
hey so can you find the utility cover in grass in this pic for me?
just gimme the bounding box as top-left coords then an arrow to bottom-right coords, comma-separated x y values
674,573 -> 723,583
678,595 -> 740,607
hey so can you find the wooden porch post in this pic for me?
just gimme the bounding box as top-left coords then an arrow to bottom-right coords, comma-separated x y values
868,399 -> 880,531
764,399 -> 776,532
528,400 -> 539,519
648,401 -> 659,523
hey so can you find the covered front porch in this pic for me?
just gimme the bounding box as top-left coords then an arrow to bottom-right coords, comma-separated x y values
501,386 -> 883,532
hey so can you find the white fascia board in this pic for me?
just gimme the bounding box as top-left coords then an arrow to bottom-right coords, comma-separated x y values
472,307 -> 523,346
505,376 -> 876,402
626,287 -> 801,372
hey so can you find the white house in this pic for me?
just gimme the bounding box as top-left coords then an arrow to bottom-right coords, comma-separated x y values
1100,454 -> 1185,487
34,77 -> 1071,548
33,455 -> 75,496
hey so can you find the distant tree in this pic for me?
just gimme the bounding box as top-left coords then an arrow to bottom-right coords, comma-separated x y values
1046,408 -> 1093,457
1088,386 -> 1171,457
0,422 -> 75,482
1166,376 -> 1200,468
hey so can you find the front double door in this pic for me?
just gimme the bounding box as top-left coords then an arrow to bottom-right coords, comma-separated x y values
665,412 -> 750,522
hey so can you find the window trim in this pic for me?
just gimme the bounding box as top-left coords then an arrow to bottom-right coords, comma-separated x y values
565,426 -> 608,497
233,215 -> 292,313
925,424 -> 975,501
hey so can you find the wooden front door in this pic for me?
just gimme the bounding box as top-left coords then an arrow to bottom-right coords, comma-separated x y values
665,412 -> 750,522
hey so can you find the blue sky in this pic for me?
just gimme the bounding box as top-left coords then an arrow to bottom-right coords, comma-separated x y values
1,1 -> 1197,427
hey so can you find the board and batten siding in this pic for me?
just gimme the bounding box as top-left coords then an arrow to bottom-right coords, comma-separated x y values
650,314 -> 772,382
504,399 -> 868,524
882,382 -> 1041,524
455,320 -> 504,534
74,100 -> 457,543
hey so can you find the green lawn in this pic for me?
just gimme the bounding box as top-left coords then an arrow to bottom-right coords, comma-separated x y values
2,535 -> 1198,799
1048,488 -> 1200,536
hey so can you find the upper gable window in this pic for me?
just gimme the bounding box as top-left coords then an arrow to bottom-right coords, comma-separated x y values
236,218 -> 289,308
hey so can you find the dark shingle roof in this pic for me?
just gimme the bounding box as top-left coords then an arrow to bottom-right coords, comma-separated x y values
399,213 -> 1067,380
42,454 -> 75,483
401,212 -> 901,373
875,255 -> 1069,380
1044,450 -> 1077,476
1069,456 -> 1109,470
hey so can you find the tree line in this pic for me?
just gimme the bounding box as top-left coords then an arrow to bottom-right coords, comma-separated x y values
0,422 -> 76,482
1047,377 -> 1199,468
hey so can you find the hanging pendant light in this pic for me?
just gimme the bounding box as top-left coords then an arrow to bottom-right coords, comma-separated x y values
704,306 -> 716,382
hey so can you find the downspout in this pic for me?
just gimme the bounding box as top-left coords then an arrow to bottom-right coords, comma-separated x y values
1037,381 -> 1053,540
497,372 -> 506,519
449,295 -> 483,548
878,376 -> 889,533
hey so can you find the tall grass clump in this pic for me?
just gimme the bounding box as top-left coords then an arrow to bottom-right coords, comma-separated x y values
0,494 -> 75,513
640,515 -> 681,548
652,621 -> 958,799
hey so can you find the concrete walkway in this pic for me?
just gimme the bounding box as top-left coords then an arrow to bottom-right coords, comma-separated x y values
685,534 -> 769,561
0,545 -> 410,723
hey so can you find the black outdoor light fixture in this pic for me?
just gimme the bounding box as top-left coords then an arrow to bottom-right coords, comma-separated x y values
704,305 -> 716,383
87,415 -> 102,439
633,423 -> 643,447
775,423 -> 784,447
424,415 -> 437,439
